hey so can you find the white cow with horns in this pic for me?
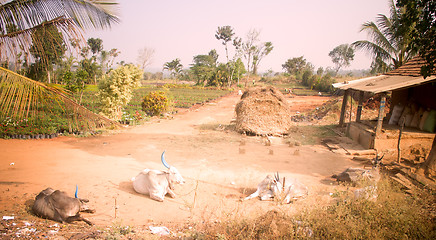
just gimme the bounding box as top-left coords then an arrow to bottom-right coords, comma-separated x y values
244,173 -> 282,201
244,173 -> 308,204
132,151 -> 185,202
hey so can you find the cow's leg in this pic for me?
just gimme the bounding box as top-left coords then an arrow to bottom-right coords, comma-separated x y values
51,210 -> 66,224
65,214 -> 93,225
283,195 -> 292,204
260,190 -> 274,201
81,209 -> 96,213
166,189 -> 176,198
149,193 -> 164,202
244,190 -> 259,200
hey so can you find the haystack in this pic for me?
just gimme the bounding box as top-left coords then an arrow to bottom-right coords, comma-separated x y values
235,86 -> 292,135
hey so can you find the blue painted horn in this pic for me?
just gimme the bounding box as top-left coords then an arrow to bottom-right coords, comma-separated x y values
75,185 -> 78,198
161,150 -> 170,169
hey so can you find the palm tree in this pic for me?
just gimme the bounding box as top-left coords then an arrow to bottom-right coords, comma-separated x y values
1,0 -> 119,64
163,58 -> 183,79
352,0 -> 416,73
0,0 -> 121,132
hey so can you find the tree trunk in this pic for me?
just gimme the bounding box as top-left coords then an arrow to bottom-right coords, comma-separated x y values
418,137 -> 436,177
79,82 -> 85,105
46,69 -> 51,84
229,67 -> 235,88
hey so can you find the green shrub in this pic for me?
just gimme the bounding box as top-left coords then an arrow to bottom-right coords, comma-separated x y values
141,91 -> 170,116
97,64 -> 143,120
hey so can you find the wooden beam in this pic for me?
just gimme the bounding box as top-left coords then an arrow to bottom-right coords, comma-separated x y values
339,89 -> 350,127
375,93 -> 386,136
356,91 -> 364,123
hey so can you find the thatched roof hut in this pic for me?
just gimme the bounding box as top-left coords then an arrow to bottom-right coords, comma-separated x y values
235,86 -> 292,135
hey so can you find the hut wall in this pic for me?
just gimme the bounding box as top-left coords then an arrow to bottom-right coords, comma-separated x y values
411,82 -> 436,109
390,82 -> 436,113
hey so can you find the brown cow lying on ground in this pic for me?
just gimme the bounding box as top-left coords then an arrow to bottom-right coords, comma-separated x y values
32,188 -> 95,225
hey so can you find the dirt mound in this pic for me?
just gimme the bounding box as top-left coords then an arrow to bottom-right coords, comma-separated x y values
291,97 -> 342,123
235,86 -> 292,135
363,93 -> 391,110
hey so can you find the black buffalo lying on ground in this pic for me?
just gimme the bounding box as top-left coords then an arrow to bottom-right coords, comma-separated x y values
32,187 -> 95,225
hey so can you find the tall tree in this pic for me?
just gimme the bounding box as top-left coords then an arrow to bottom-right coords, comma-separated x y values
136,47 -> 155,70
99,48 -> 119,73
28,24 -> 66,83
87,38 -> 103,56
215,26 -> 235,63
233,58 -> 246,86
81,38 -> 104,84
241,29 -> 259,76
397,0 -> 435,77
108,48 -> 120,71
282,56 -> 309,75
216,25 -> 243,86
241,29 -> 273,75
252,41 -> 273,75
352,0 -> 416,73
190,50 -> 219,85
329,44 -> 355,74
163,58 -> 183,79
397,0 -> 435,177
99,50 -> 109,73
0,0 -> 119,64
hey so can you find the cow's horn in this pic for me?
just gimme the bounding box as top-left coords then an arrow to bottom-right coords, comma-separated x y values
75,185 -> 78,198
161,150 -> 170,169
375,153 -> 385,162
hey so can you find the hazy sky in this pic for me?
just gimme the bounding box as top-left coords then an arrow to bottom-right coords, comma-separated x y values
86,0 -> 391,73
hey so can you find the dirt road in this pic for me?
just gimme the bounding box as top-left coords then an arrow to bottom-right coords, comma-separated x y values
0,93 -> 362,227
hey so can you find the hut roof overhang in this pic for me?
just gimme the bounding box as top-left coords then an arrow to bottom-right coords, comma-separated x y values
332,75 -> 436,94
333,56 -> 436,93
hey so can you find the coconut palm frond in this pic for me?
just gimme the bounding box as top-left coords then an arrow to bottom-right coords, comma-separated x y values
354,0 -> 417,73
61,0 -> 120,30
359,21 -> 396,55
352,40 -> 392,62
0,0 -> 119,32
0,66 -> 121,131
0,16 -> 81,63
376,14 -> 394,40
388,0 -> 399,22
0,0 -> 119,64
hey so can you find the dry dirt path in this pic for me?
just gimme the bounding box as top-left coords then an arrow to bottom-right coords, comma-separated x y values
0,92 -> 363,227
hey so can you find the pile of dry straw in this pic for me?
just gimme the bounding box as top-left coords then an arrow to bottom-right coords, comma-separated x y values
235,86 -> 292,135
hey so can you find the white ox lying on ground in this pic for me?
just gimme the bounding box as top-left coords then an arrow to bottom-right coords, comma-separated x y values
244,173 -> 282,201
32,187 -> 95,225
282,178 -> 309,204
244,173 -> 308,204
132,151 -> 185,202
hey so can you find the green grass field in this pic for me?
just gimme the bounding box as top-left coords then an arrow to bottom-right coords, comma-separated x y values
0,80 -> 315,137
77,84 -> 233,123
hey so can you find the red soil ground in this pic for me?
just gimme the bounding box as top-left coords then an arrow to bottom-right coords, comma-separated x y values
0,93 -> 364,230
